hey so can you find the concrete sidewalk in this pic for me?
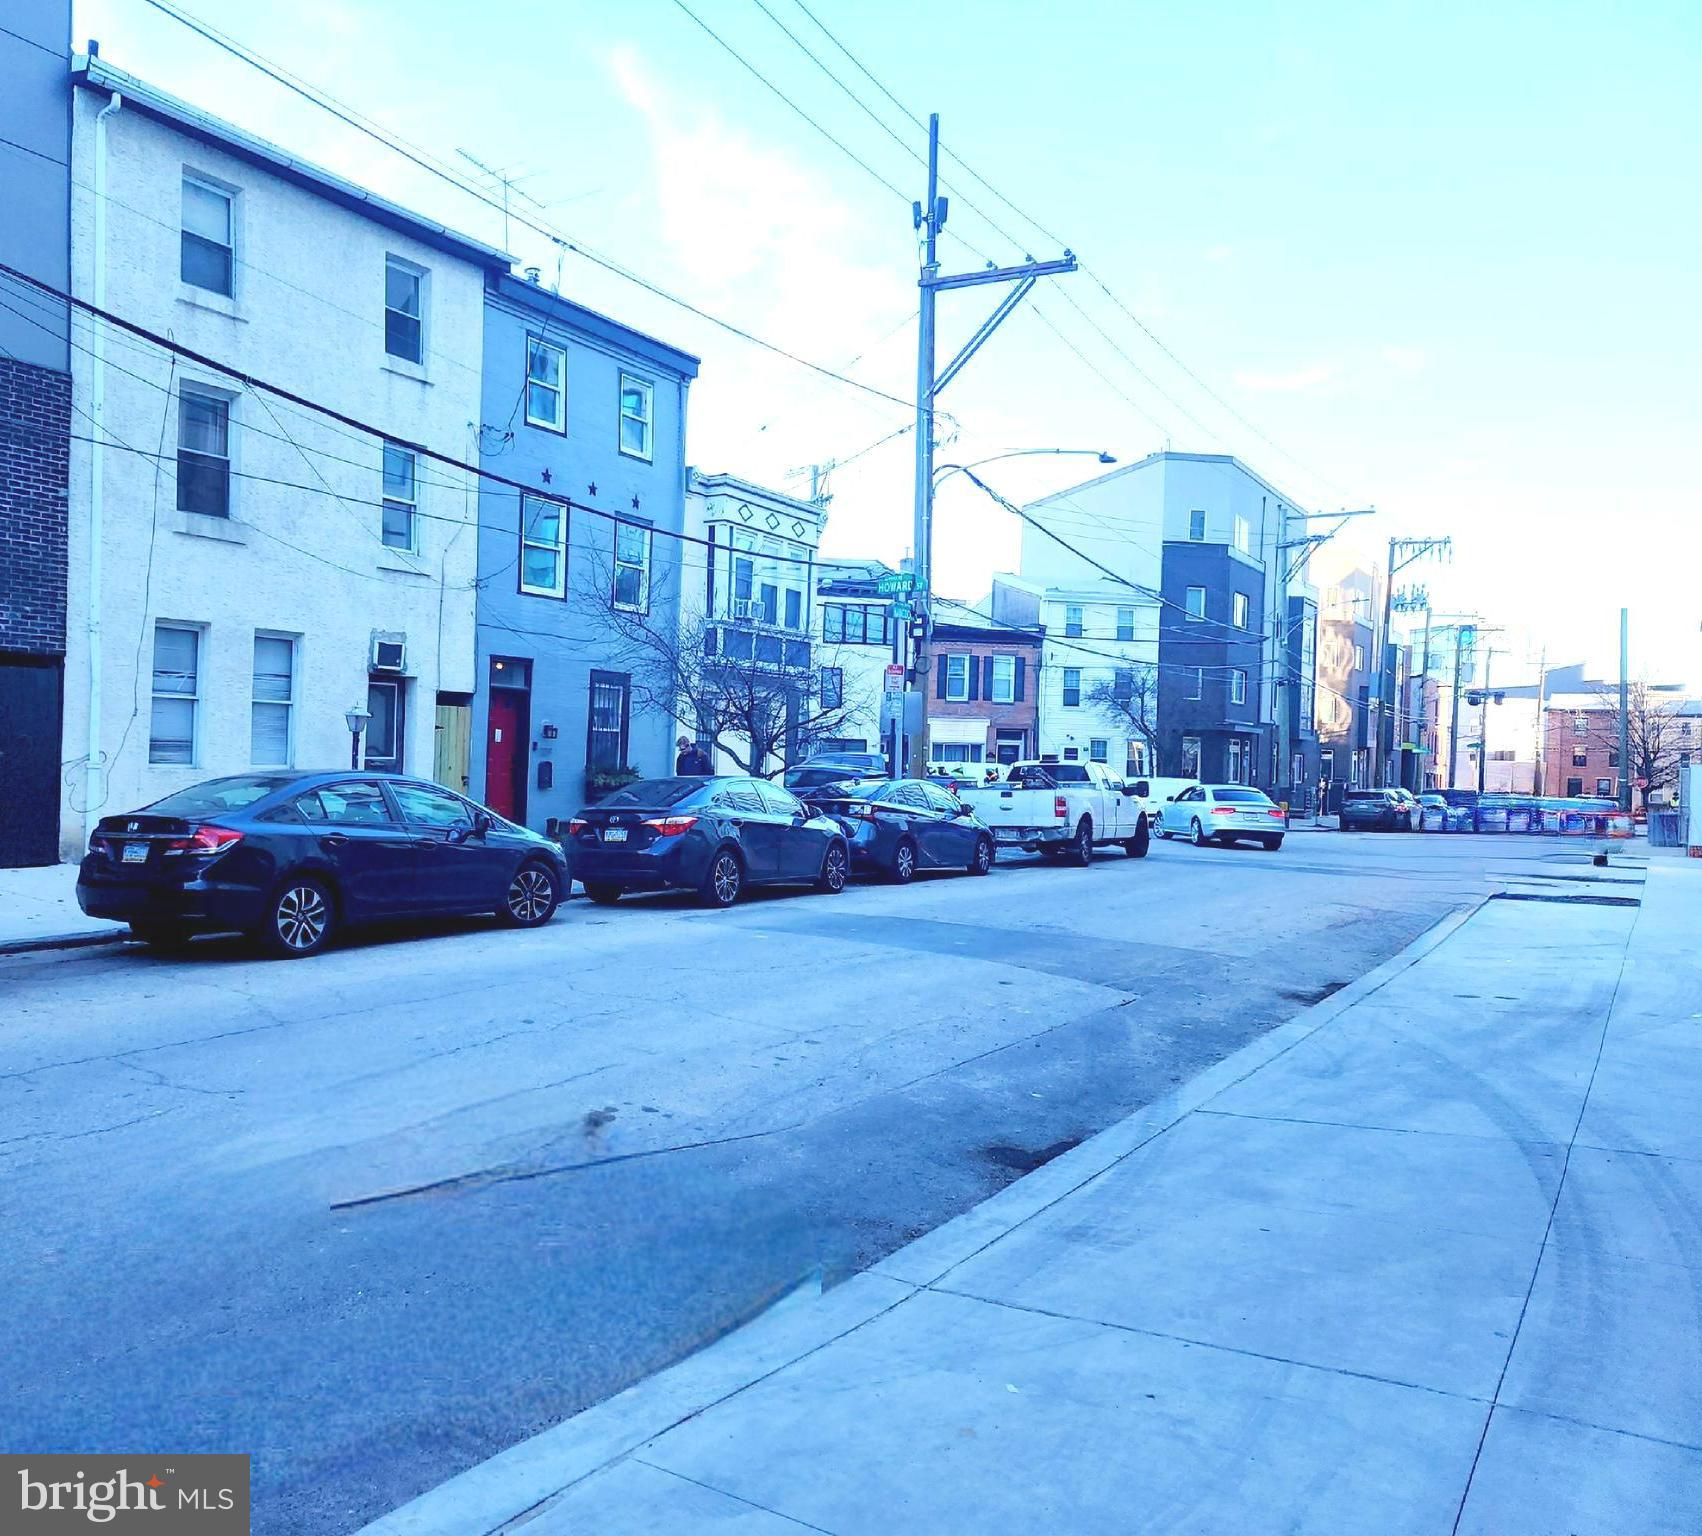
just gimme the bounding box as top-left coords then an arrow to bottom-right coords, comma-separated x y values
0,861 -> 125,954
364,855 -> 1697,1536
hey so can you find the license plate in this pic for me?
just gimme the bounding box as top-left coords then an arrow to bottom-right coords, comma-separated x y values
993,828 -> 1025,842
602,827 -> 628,843
122,842 -> 149,864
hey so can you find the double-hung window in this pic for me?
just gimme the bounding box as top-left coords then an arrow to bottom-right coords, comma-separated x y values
384,257 -> 424,363
251,633 -> 295,766
1116,606 -> 1135,641
945,655 -> 971,701
177,387 -> 231,517
1089,739 -> 1109,763
1062,668 -> 1082,707
1185,586 -> 1206,622
619,373 -> 654,459
1187,666 -> 1204,701
1064,604 -> 1084,638
381,443 -> 417,551
149,623 -> 201,765
1233,515 -> 1250,554
520,495 -> 567,597
1232,592 -> 1250,629
613,521 -> 651,612
784,589 -> 803,630
1188,509 -> 1206,541
1230,668 -> 1248,705
181,174 -> 234,296
586,671 -> 630,769
989,654 -> 1016,703
525,336 -> 566,431
820,667 -> 844,710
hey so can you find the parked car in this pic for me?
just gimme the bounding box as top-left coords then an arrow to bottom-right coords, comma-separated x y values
803,777 -> 996,882
567,775 -> 850,907
1417,792 -> 1449,831
956,760 -> 1150,863
781,752 -> 889,792
1338,788 -> 1414,831
1157,784 -> 1287,849
76,771 -> 566,958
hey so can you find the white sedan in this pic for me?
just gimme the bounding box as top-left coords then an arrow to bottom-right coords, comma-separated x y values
1156,784 -> 1288,850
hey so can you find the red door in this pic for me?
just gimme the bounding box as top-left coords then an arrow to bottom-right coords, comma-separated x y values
485,690 -> 526,821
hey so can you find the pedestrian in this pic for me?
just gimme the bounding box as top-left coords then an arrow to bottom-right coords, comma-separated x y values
676,735 -> 706,775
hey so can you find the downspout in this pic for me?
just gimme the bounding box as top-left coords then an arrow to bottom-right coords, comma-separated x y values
85,88 -> 122,841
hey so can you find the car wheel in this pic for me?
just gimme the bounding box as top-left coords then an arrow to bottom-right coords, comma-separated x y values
500,861 -> 559,927
698,847 -> 743,908
816,841 -> 849,894
891,838 -> 918,884
129,920 -> 192,951
581,883 -> 622,906
1191,817 -> 1209,848
968,835 -> 995,875
261,877 -> 334,959
1261,835 -> 1284,851
1123,816 -> 1150,859
1066,816 -> 1094,866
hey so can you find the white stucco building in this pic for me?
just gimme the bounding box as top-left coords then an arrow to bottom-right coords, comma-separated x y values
61,56 -> 508,854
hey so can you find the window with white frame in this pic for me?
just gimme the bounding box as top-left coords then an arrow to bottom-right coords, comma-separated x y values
1064,604 -> 1084,637
1116,605 -> 1135,641
989,654 -> 1016,703
520,495 -> 567,597
619,373 -> 654,459
1089,738 -> 1109,763
150,623 -> 201,765
251,633 -> 295,766
1185,586 -> 1206,621
1188,509 -> 1206,541
1230,668 -> 1248,705
1062,667 -> 1081,706
1181,735 -> 1201,777
945,654 -> 971,701
1233,514 -> 1250,554
381,443 -> 417,551
1354,644 -> 1367,671
384,256 -> 424,363
181,174 -> 234,296
820,666 -> 844,711
1187,666 -> 1203,700
613,521 -> 651,612
525,336 -> 566,431
1232,592 -> 1250,629
177,387 -> 231,518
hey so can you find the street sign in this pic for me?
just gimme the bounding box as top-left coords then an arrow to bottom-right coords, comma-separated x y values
890,600 -> 913,620
876,572 -> 918,595
880,692 -> 903,724
883,664 -> 905,693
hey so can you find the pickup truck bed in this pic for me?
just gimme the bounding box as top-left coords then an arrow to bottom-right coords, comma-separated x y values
958,761 -> 1151,865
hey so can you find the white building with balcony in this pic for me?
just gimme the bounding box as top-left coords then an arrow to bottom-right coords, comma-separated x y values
60,55 -> 508,854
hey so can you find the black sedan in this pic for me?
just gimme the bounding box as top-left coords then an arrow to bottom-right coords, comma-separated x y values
804,777 -> 996,883
781,751 -> 890,793
1338,788 -> 1413,832
567,776 -> 851,907
77,772 -> 567,957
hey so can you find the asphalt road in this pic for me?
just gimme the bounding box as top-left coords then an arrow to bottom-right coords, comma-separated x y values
0,830 -> 1579,1533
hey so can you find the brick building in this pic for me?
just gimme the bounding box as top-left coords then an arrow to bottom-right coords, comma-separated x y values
1542,704 -> 1622,799
925,618 -> 1043,770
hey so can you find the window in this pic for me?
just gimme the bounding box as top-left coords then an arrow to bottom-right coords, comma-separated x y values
1062,668 -> 1081,707
822,604 -> 888,645
1063,747 -> 1080,761
1185,586 -> 1206,622
1233,515 -> 1250,554
381,443 -> 417,551
177,388 -> 230,518
1188,509 -> 1206,541
181,174 -> 233,295
613,522 -> 651,612
393,780 -> 474,828
945,655 -> 971,701
1573,712 -> 1588,735
1116,606 -> 1135,641
732,556 -> 754,606
1572,748 -> 1588,767
1232,592 -> 1250,629
384,257 -> 424,364
754,582 -> 777,624
250,634 -> 294,767
1609,749 -> 1620,767
1354,644 -> 1367,671
1230,668 -> 1248,705
619,373 -> 654,459
1089,738 -> 1109,763
587,671 -> 631,769
525,336 -> 566,431
296,781 -> 392,825
1065,604 -> 1084,638
1682,721 -> 1694,738
1566,776 -> 1584,797
1596,777 -> 1614,797
519,495 -> 567,597
784,589 -> 803,630
989,654 -> 1016,704
1181,735 -> 1201,777
149,623 -> 200,765
820,667 -> 844,710
1187,667 -> 1203,700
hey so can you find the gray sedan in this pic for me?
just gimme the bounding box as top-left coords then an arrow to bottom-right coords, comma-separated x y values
1156,784 -> 1288,850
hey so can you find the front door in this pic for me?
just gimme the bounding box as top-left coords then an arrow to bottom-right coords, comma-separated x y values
0,658 -> 62,866
485,689 -> 527,822
365,678 -> 406,774
435,695 -> 472,794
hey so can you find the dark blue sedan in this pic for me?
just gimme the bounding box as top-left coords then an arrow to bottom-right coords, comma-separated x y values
803,777 -> 996,883
77,771 -> 567,957
567,776 -> 850,907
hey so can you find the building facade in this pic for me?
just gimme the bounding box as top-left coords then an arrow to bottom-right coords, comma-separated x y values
0,0 -> 72,865
814,559 -> 898,757
1157,541 -> 1266,784
61,55 -> 507,856
1314,567 -> 1378,802
924,612 -> 1043,770
469,273 -> 697,831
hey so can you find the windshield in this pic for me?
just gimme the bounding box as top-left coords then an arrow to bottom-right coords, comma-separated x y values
1213,789 -> 1273,804
142,775 -> 297,815
599,778 -> 704,808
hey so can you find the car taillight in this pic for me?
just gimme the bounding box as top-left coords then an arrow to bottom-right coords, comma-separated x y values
641,816 -> 698,837
567,819 -> 588,836
1054,795 -> 1068,818
1211,806 -> 1237,816
163,825 -> 243,857
1269,807 -> 1286,819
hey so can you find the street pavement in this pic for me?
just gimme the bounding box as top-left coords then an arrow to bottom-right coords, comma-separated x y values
0,832 -> 1632,1532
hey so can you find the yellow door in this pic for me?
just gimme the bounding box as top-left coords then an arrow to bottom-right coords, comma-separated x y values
434,700 -> 472,792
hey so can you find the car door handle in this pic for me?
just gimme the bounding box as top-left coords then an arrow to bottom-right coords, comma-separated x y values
322,833 -> 349,847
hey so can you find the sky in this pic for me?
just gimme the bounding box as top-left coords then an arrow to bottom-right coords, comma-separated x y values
73,0 -> 1702,689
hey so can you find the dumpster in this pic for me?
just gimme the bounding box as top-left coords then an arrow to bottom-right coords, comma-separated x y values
1505,797 -> 1533,834
1475,795 -> 1512,833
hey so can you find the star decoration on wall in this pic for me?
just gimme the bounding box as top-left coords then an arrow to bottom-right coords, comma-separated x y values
631,494 -> 641,510
540,468 -> 552,484
587,482 -> 598,497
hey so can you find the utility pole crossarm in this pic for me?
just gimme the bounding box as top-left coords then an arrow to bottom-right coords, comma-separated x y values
934,275 -> 1036,397
923,255 -> 1077,291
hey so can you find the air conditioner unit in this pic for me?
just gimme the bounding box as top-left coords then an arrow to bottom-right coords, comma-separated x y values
371,638 -> 407,672
730,599 -> 769,622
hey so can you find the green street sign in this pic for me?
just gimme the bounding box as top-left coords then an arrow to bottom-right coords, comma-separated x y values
891,600 -> 913,620
876,572 -> 918,595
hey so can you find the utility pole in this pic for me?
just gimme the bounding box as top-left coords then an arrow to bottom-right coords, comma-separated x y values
1449,637 -> 1467,790
1477,646 -> 1496,793
899,112 -> 1077,775
1374,536 -> 1452,786
1619,607 -> 1631,812
1533,645 -> 1548,795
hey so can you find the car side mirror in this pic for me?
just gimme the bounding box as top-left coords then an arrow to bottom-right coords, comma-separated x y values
469,811 -> 493,840
1121,785 -> 1137,796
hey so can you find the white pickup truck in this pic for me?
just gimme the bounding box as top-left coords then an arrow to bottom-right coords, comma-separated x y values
957,761 -> 1152,864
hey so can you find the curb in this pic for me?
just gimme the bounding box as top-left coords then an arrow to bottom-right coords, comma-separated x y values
0,928 -> 126,957
355,892 -> 1492,1536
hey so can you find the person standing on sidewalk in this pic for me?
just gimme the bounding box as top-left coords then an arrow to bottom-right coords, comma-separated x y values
675,736 -> 712,776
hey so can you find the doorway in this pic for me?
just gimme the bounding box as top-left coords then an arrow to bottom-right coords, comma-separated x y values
364,678 -> 406,774
0,656 -> 63,865
485,657 -> 532,822
434,692 -> 472,793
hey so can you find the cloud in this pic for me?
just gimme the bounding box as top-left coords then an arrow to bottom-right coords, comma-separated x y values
1380,345 -> 1427,373
1203,243 -> 1233,263
1232,363 -> 1335,393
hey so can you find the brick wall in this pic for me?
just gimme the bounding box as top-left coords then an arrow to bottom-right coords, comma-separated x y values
0,354 -> 70,655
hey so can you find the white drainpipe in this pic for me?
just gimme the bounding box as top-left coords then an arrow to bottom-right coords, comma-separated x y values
85,88 -> 122,841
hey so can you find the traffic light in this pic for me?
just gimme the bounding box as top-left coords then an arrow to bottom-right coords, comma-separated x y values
1465,691 -> 1484,706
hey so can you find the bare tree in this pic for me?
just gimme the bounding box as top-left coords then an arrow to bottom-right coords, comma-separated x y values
1084,664 -> 1160,771
1586,682 -> 1683,809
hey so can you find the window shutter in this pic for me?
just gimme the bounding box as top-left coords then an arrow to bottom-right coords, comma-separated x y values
936,653 -> 949,698
968,654 -> 980,701
1014,657 -> 1025,701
